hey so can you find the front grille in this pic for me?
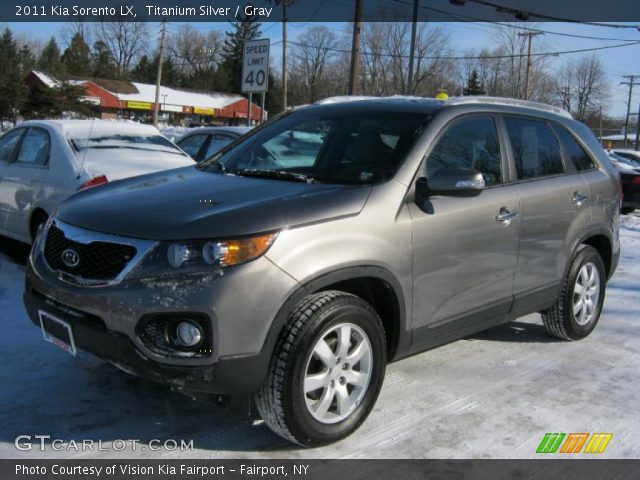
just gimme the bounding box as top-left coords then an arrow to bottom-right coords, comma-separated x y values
44,224 -> 137,281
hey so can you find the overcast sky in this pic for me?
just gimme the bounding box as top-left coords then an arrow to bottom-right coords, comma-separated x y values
6,21 -> 640,120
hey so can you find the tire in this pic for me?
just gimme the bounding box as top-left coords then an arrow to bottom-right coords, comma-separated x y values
255,290 -> 386,447
621,207 -> 635,215
541,245 -> 606,341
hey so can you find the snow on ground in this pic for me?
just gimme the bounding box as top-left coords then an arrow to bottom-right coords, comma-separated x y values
1,215 -> 639,459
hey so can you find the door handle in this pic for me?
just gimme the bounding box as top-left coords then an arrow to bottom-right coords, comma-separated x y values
572,192 -> 589,206
495,207 -> 519,226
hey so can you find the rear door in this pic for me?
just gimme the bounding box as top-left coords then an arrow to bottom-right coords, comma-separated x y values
0,128 -> 27,238
502,116 -> 591,312
1,127 -> 51,240
409,115 -> 521,341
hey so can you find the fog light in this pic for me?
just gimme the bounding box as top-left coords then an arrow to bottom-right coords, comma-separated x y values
176,321 -> 202,347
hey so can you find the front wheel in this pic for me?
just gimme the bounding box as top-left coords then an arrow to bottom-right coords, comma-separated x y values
255,291 -> 386,446
541,245 -> 606,340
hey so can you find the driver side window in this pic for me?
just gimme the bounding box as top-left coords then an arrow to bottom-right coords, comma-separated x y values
427,117 -> 502,186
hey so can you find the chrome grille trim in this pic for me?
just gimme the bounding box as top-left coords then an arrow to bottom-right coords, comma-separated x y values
40,219 -> 156,288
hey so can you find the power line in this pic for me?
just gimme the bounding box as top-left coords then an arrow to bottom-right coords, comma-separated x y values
465,0 -> 640,29
286,38 -> 640,61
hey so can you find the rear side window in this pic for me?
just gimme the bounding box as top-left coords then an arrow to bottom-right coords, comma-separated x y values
505,117 -> 564,179
0,129 -> 24,163
178,134 -> 208,158
554,126 -> 595,171
15,128 -> 50,166
427,117 -> 502,186
205,134 -> 235,159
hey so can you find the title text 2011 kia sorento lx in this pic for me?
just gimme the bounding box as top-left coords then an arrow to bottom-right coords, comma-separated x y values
24,97 -> 620,446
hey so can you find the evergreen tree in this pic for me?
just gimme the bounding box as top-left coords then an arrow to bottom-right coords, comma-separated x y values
131,53 -> 182,87
91,40 -> 118,79
22,81 -> 95,119
62,33 -> 91,76
0,28 -> 27,124
219,15 -> 261,93
130,54 -> 154,83
18,44 -> 36,73
463,69 -> 485,96
37,37 -> 64,76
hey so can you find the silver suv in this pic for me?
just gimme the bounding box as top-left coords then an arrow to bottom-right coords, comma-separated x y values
24,97 -> 620,446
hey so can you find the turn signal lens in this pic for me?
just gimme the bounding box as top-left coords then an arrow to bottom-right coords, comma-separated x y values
203,233 -> 277,268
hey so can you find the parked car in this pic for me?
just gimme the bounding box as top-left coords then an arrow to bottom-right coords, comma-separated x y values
24,97 -> 620,446
607,152 -> 640,214
177,126 -> 252,162
0,120 -> 193,244
610,148 -> 640,164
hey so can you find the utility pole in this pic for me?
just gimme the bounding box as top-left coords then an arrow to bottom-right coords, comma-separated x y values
281,0 -> 290,112
635,102 -> 640,151
599,105 -> 603,146
348,0 -> 363,95
518,31 -> 543,101
621,75 -> 640,148
406,0 -> 419,95
152,18 -> 167,128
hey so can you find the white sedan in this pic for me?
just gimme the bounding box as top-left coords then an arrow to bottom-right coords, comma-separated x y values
0,120 -> 194,244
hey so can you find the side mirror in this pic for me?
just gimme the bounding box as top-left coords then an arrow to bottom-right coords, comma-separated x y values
416,167 -> 485,198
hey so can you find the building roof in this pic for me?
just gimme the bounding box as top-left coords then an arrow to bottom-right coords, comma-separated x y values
114,82 -> 244,110
28,71 -> 247,111
601,133 -> 638,141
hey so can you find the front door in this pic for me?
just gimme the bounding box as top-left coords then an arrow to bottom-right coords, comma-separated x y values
409,115 -> 521,342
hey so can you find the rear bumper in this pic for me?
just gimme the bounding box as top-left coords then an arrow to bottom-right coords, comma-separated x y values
23,285 -> 270,395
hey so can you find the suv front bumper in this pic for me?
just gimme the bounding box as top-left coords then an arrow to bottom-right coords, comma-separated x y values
23,234 -> 299,394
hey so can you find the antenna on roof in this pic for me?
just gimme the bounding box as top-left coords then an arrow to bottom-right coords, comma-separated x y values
77,118 -> 95,179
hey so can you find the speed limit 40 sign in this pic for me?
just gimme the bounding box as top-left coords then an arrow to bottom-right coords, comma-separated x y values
242,39 -> 270,93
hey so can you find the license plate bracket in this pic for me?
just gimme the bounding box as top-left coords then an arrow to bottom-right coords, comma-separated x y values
39,310 -> 77,356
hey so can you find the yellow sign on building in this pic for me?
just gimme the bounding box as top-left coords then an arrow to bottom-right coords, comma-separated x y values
194,107 -> 215,116
127,101 -> 152,110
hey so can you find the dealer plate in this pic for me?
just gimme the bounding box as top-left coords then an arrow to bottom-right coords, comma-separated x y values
39,310 -> 77,356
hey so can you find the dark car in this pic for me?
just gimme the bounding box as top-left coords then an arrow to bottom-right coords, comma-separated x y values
607,152 -> 640,214
177,126 -> 252,162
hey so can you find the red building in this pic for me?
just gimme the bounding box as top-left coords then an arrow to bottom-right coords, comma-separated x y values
25,71 -> 265,125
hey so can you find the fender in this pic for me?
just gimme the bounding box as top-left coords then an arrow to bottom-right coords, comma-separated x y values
257,265 -> 409,367
568,223 -> 617,280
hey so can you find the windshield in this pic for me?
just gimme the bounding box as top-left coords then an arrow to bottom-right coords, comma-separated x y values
202,107 -> 433,184
69,132 -> 183,156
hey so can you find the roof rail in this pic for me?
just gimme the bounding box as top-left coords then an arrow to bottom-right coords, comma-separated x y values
446,96 -> 573,119
315,96 -> 380,104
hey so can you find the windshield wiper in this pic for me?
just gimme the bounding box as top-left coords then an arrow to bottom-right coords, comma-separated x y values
234,169 -> 317,183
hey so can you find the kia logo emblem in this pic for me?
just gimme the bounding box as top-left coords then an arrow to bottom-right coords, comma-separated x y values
61,248 -> 80,268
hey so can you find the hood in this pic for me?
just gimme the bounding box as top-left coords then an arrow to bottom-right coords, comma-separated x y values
57,166 -> 372,240
80,149 -> 194,181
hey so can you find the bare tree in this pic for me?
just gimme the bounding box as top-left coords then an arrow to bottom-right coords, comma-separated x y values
168,25 -> 223,78
59,22 -> 92,48
290,26 -> 339,103
94,21 -> 148,77
359,20 -> 451,96
571,54 -> 608,121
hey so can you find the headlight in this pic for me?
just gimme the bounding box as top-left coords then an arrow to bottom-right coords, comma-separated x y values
130,232 -> 278,279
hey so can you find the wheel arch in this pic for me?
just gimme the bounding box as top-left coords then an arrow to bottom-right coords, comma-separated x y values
572,225 -> 615,279
29,207 -> 49,242
264,266 -> 408,364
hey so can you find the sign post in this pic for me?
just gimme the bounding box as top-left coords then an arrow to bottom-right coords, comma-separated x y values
242,38 -> 270,127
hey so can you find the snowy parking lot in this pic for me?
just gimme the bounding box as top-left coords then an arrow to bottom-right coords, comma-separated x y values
1,214 -> 639,459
